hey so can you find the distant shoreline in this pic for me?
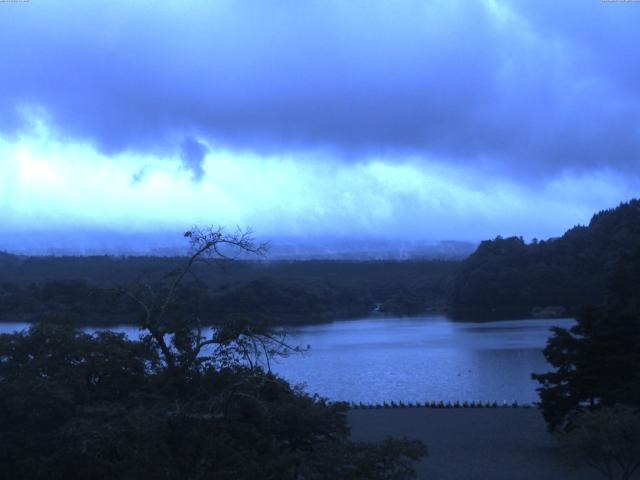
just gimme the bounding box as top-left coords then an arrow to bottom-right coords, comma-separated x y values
0,309 -> 574,327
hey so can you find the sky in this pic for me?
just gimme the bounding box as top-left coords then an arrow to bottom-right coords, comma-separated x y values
1,0 -> 639,253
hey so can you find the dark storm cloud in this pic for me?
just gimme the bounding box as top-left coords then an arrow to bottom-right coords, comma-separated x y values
180,137 -> 208,181
131,167 -> 148,185
1,0 -> 639,177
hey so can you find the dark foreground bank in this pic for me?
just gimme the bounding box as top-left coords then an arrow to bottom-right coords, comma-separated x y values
349,408 -> 617,480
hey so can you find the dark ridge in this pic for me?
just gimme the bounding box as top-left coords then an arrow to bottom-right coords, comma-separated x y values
450,198 -> 640,319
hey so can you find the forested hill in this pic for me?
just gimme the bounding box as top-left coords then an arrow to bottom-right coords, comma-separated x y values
451,199 -> 640,317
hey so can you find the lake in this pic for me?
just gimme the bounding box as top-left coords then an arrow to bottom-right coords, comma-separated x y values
0,315 -> 574,404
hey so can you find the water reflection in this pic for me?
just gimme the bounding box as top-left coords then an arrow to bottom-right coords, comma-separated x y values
271,316 -> 575,404
0,315 -> 575,404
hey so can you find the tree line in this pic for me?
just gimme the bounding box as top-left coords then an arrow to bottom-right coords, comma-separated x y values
0,254 -> 456,325
450,199 -> 640,318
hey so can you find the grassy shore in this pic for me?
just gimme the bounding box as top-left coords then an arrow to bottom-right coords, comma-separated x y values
348,408 -> 605,480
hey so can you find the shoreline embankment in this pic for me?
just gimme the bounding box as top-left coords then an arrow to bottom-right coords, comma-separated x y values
348,408 -> 605,480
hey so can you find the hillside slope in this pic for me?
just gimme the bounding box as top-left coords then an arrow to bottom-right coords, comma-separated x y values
451,199 -> 640,317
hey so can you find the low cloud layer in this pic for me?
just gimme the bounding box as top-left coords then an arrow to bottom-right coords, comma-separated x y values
1,129 -> 636,249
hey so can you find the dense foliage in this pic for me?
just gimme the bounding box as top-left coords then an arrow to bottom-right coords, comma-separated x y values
451,199 -> 640,317
201,277 -> 374,323
0,323 -> 426,479
532,247 -> 640,430
3,199 -> 640,323
557,406 -> 640,480
0,257 -> 457,324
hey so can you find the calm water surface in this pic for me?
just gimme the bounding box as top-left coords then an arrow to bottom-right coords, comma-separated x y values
0,315 -> 575,404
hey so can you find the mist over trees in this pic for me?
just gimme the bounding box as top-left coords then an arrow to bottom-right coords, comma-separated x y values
2,199 -> 640,326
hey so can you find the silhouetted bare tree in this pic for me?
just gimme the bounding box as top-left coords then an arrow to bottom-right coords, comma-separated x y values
119,226 -> 300,374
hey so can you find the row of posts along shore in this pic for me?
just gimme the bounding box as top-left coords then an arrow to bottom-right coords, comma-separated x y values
348,400 -> 531,409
